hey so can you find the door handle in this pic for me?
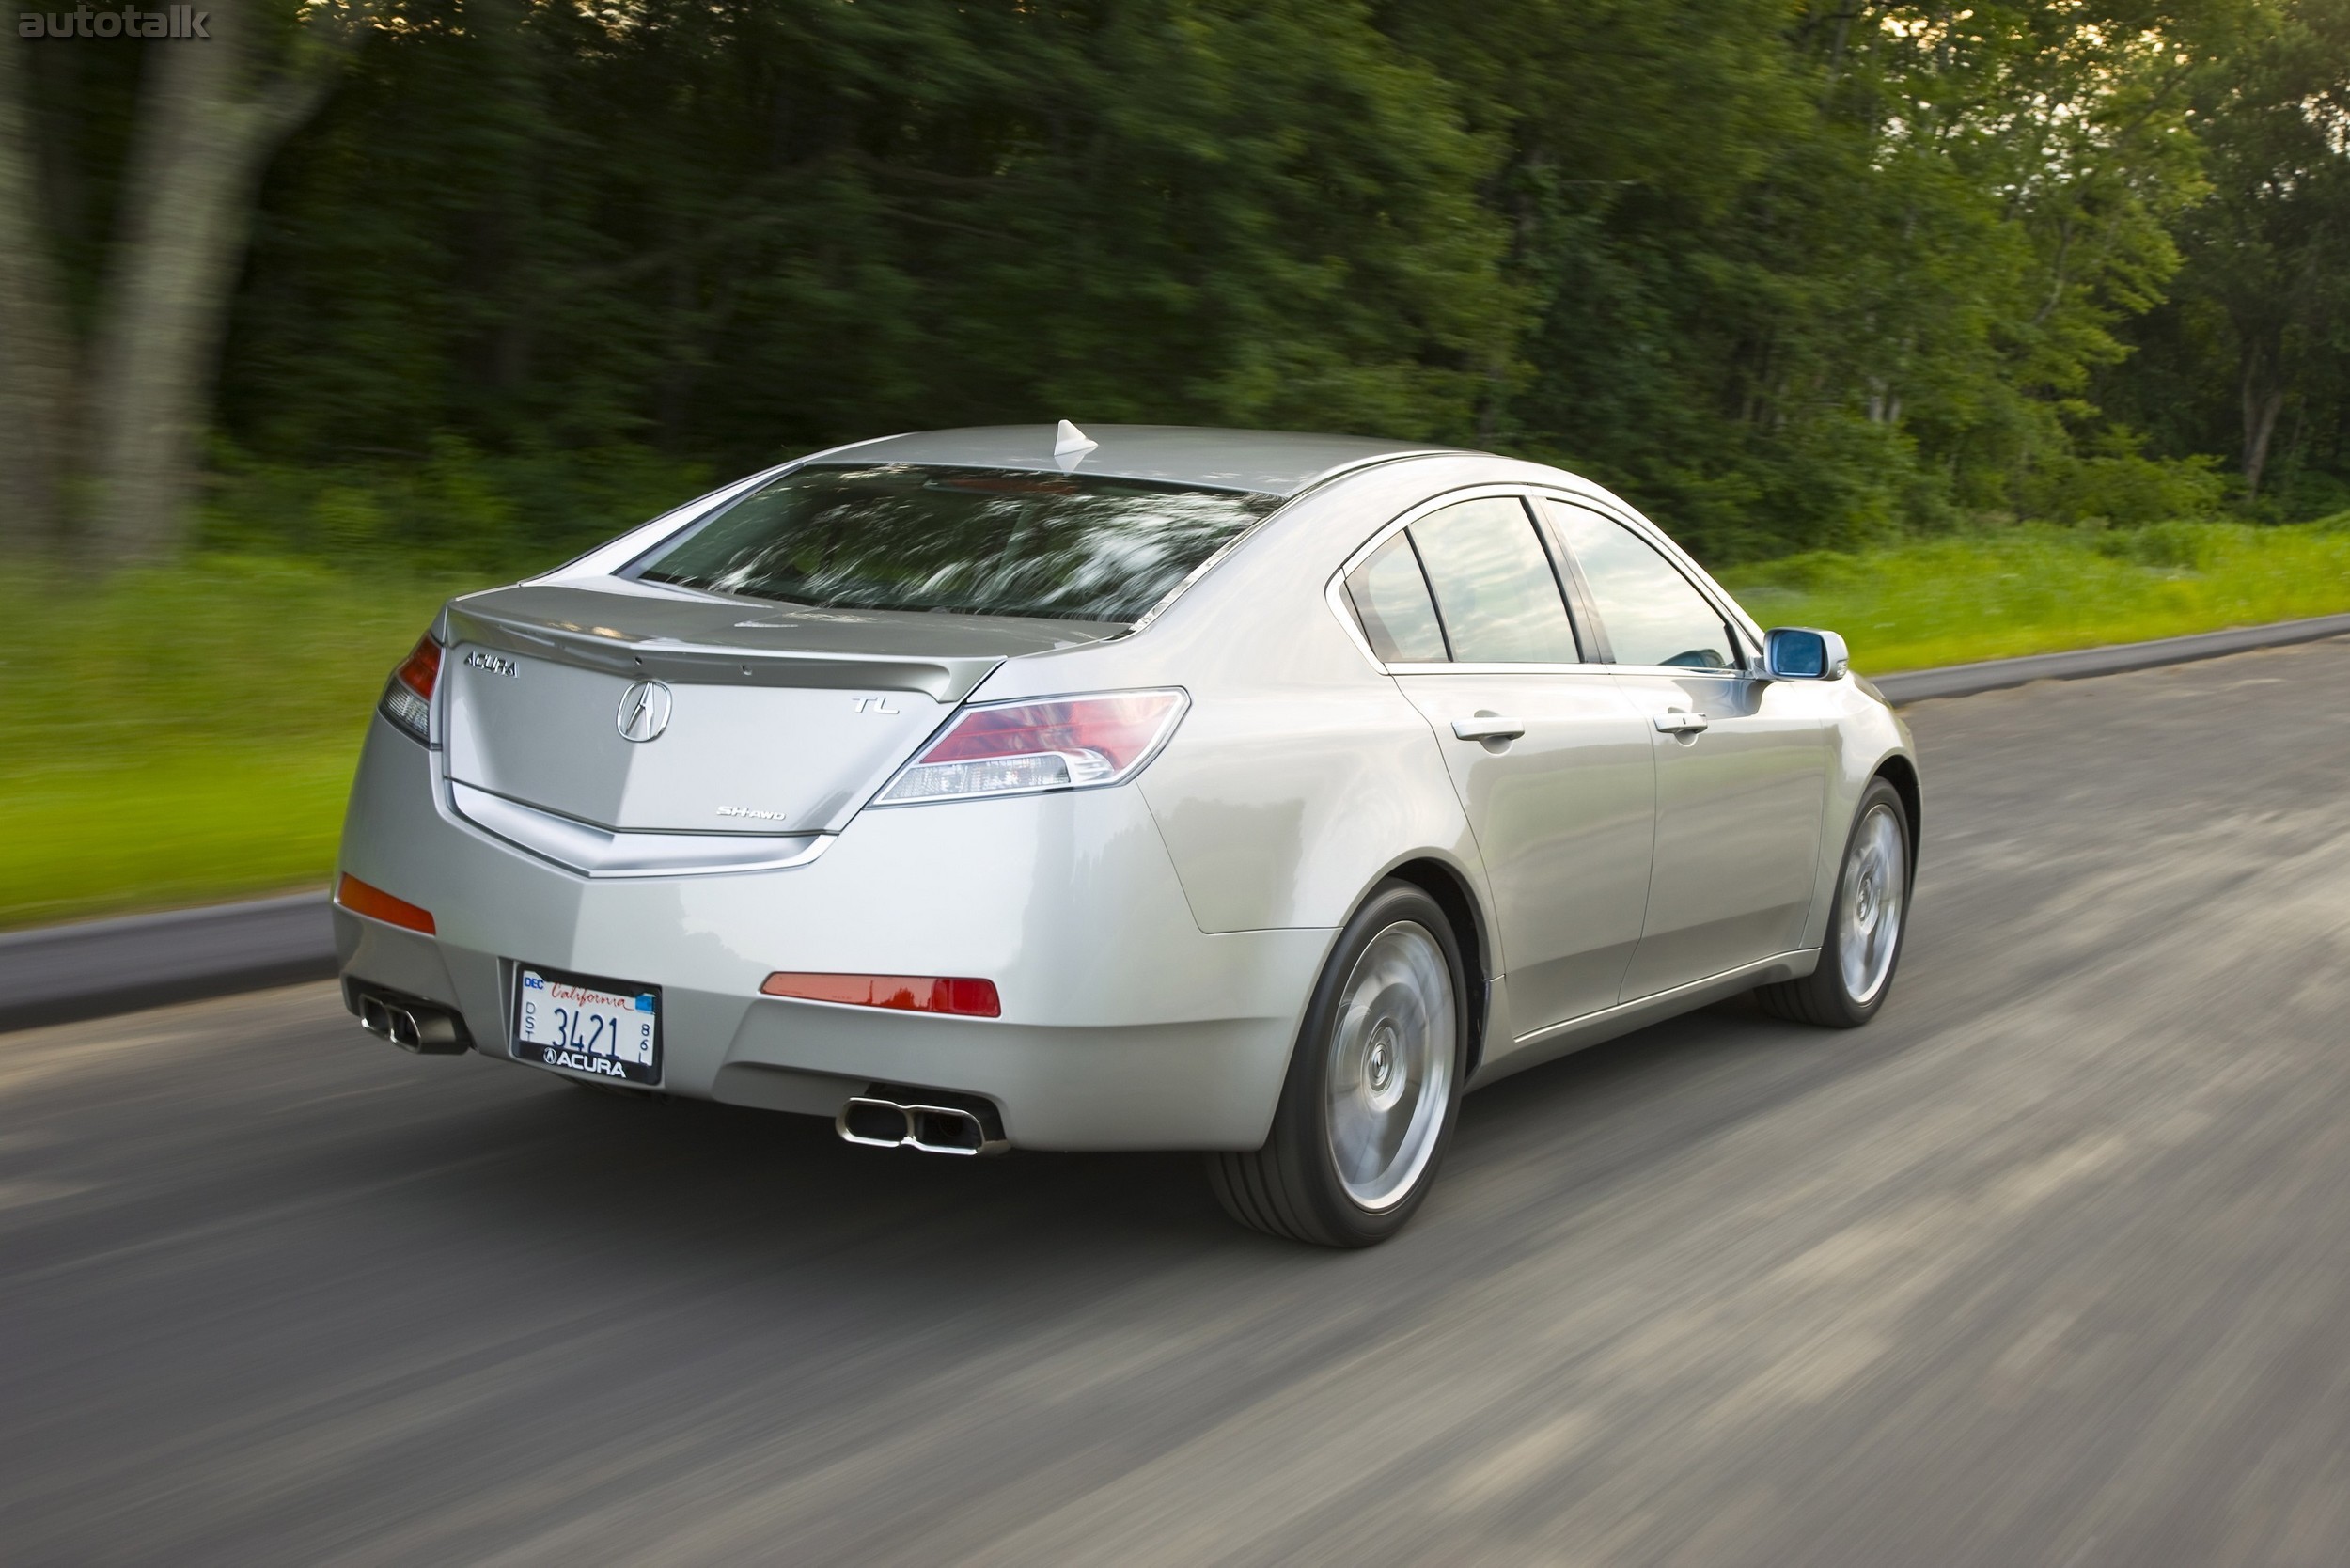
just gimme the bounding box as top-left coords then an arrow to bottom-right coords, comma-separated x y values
1451,715 -> 1527,742
1653,710 -> 1711,734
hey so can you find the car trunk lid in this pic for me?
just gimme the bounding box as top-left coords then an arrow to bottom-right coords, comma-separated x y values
440,582 -> 1115,836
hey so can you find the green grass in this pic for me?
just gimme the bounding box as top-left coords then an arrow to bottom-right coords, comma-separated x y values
6,521 -> 2350,930
1718,520 -> 2350,674
0,557 -> 479,929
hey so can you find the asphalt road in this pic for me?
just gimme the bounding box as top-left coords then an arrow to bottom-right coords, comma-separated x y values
8,639 -> 2350,1566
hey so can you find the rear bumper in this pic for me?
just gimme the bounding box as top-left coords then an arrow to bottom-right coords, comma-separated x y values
335,715 -> 1328,1150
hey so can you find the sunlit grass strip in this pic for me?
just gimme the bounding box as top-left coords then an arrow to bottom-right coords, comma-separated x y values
1718,521 -> 2350,676
0,557 -> 475,928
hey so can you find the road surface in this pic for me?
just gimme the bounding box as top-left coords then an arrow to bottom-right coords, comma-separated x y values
8,639 -> 2350,1565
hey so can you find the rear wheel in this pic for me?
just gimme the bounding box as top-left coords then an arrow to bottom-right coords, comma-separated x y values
1756,776 -> 1911,1027
1208,882 -> 1466,1247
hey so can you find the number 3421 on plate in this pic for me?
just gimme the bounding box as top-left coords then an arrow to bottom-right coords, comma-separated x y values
514,965 -> 662,1085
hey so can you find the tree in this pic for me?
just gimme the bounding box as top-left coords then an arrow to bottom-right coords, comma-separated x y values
215,1 -> 1522,487
2123,0 -> 2350,501
0,36 -> 72,551
0,0 -> 370,558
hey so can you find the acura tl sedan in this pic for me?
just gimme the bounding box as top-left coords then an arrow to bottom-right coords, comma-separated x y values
334,423 -> 1918,1246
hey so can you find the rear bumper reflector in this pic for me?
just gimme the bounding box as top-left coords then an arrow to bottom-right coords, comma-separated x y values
335,873 -> 437,935
760,971 -> 1001,1018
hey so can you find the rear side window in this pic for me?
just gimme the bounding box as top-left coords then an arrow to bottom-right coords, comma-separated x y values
1344,533 -> 1449,663
1544,503 -> 1736,669
634,463 -> 1280,624
1408,498 -> 1581,665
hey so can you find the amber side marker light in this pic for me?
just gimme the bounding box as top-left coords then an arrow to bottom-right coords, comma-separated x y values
760,971 -> 1001,1018
336,873 -> 437,935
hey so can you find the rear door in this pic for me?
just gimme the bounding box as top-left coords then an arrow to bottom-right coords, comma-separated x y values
1541,499 -> 1829,998
1360,494 -> 1657,1037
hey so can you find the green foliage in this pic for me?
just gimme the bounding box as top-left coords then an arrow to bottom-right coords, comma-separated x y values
183,0 -> 2271,562
196,440 -> 714,573
2104,0 -> 2350,507
1384,0 -> 2227,559
20,0 -> 2350,567
2022,442 -> 2228,526
0,557 -> 479,926
222,0 -> 1522,474
1721,519 -> 2350,671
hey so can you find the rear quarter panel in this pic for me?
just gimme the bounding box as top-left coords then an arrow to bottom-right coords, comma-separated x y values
969,459 -> 1529,938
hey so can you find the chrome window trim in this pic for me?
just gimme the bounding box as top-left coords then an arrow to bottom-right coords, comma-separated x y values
1529,489 -> 1770,675
1324,482 -> 1601,676
1130,452 -> 1457,637
1382,661 -> 1618,677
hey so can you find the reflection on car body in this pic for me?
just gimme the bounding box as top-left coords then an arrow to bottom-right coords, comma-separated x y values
334,423 -> 1919,1246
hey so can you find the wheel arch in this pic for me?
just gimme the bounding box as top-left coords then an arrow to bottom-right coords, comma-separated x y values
1872,752 -> 1923,883
1381,855 -> 1494,1080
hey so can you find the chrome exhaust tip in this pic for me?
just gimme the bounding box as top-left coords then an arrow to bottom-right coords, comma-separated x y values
905,1105 -> 994,1156
350,984 -> 471,1056
836,1089 -> 1008,1156
838,1097 -> 913,1148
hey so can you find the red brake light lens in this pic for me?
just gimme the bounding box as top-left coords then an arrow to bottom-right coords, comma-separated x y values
760,972 -> 1002,1017
336,873 -> 436,934
380,635 -> 442,740
877,689 -> 1187,805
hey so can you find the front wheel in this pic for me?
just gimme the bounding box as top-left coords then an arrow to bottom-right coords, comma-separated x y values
1207,882 -> 1467,1247
1757,776 -> 1912,1027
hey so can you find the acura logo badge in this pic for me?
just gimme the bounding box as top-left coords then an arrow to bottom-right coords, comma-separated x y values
617,680 -> 673,743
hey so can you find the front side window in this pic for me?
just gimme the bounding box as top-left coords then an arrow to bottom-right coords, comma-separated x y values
634,464 -> 1279,624
1407,497 -> 1581,665
1545,503 -> 1736,669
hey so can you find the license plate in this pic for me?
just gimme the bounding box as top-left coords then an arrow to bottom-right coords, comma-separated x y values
512,964 -> 662,1085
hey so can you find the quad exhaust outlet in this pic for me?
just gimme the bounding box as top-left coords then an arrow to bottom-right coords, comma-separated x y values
837,1088 -> 1009,1156
354,991 -> 470,1055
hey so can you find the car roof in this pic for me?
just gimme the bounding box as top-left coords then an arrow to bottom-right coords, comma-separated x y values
809,424 -> 1461,498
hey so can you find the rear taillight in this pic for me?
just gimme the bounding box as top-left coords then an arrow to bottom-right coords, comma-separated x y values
380,635 -> 442,741
876,688 -> 1188,805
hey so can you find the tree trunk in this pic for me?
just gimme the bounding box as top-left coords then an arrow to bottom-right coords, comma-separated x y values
2241,338 -> 2286,503
0,39 -> 74,551
81,0 -> 357,562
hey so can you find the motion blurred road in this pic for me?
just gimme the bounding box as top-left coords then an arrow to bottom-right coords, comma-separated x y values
8,641 -> 2350,1566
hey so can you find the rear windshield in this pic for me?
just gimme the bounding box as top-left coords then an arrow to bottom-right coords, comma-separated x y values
632,463 -> 1281,623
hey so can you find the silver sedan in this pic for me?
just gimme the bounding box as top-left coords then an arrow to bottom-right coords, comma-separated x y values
334,424 -> 1919,1245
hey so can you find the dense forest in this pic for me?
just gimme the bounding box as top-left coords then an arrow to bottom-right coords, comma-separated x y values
9,0 -> 2350,570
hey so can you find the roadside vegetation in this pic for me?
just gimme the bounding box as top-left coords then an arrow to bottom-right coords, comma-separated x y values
7,521 -> 2348,930
1720,518 -> 2350,674
0,558 -> 475,929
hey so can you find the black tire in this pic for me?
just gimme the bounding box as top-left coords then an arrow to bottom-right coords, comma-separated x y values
1207,882 -> 1468,1247
1756,775 -> 1912,1027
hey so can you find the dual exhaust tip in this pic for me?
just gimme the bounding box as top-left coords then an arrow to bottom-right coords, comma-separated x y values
838,1087 -> 1009,1157
353,989 -> 470,1056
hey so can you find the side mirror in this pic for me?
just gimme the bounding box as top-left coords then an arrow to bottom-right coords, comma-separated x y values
1763,626 -> 1849,681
